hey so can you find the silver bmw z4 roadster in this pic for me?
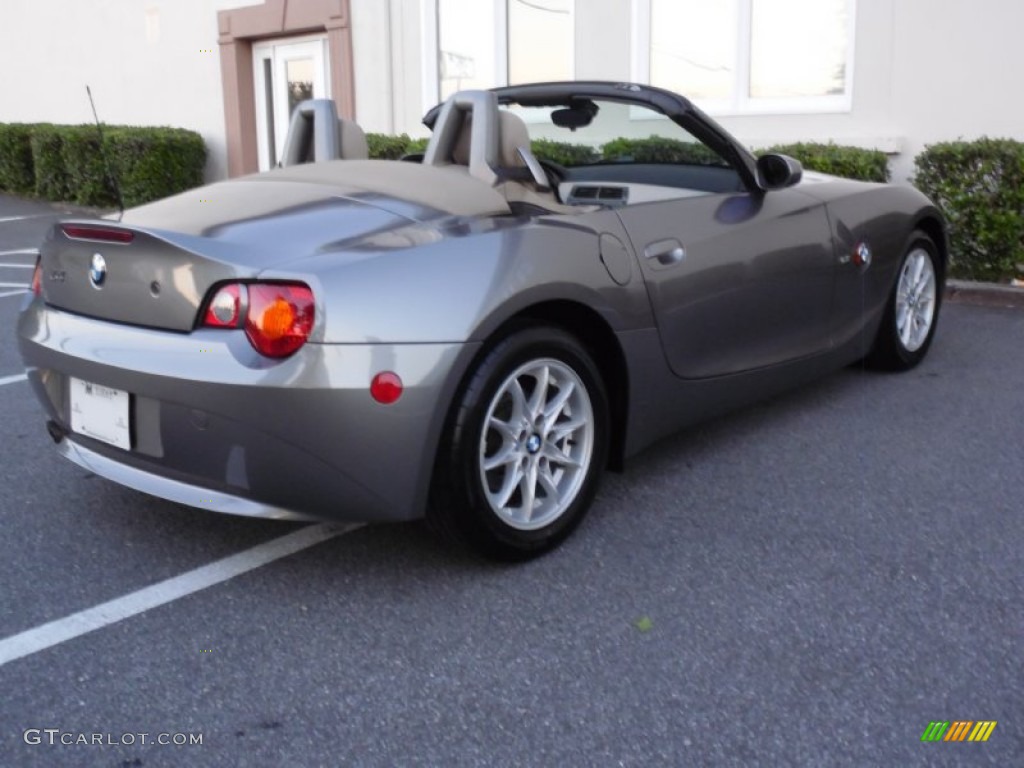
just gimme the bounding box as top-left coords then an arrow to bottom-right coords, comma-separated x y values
18,82 -> 945,559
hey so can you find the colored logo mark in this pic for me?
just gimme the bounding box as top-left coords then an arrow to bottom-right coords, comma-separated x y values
921,721 -> 997,742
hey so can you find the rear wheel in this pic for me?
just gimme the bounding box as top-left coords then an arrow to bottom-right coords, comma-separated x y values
430,326 -> 609,560
866,231 -> 942,370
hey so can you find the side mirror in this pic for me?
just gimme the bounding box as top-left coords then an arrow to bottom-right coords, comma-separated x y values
756,153 -> 803,190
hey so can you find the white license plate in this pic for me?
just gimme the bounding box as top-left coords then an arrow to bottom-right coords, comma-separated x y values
69,377 -> 131,450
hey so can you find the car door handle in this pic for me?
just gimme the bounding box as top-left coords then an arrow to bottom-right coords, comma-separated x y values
643,239 -> 686,267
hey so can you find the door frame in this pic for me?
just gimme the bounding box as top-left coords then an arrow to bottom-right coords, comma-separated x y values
217,0 -> 354,177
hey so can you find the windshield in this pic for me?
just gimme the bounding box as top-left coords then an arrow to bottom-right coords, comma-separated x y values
501,99 -> 731,170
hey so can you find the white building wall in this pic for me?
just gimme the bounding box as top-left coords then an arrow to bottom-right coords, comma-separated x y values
886,0 -> 1024,180
350,0 -> 430,138
353,0 -> 1024,183
0,0 -> 259,182
1,0 -> 1022,184
349,0 -> 394,134
574,0 -> 632,81
708,0 -> 1024,181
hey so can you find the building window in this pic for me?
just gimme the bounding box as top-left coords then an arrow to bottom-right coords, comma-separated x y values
633,0 -> 854,114
425,0 -> 574,106
507,0 -> 573,86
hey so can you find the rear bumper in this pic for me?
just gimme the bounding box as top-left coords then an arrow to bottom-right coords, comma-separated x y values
17,301 -> 477,523
58,437 -> 318,521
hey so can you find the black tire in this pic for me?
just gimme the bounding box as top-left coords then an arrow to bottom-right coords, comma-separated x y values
866,230 -> 943,371
429,325 -> 610,560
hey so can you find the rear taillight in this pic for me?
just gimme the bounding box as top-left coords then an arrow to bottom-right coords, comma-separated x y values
31,256 -> 42,296
201,282 -> 314,358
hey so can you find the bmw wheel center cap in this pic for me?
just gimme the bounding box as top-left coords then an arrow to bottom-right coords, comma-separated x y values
89,253 -> 107,288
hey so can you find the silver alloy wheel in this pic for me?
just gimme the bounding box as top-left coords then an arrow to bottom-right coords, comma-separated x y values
479,358 -> 595,531
894,247 -> 937,352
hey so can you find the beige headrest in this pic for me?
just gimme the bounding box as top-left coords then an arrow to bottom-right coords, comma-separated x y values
452,110 -> 530,168
338,118 -> 369,160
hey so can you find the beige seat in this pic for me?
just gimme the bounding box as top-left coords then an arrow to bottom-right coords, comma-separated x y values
338,118 -> 369,160
451,110 -> 582,215
451,111 -> 528,168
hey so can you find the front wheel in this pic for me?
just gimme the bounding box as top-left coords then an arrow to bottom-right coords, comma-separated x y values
429,326 -> 609,560
866,231 -> 942,370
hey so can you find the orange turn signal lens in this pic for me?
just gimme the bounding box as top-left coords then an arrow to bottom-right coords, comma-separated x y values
245,283 -> 315,357
259,297 -> 296,341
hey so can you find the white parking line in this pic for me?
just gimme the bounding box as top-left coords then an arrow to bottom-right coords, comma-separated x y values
0,290 -> 27,299
0,263 -> 34,269
0,249 -> 40,257
0,215 -> 55,223
0,522 -> 357,667
0,373 -> 28,386
0,282 -> 29,288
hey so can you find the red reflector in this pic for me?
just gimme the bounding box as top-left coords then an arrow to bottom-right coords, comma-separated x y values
370,372 -> 403,404
245,283 -> 315,358
61,224 -> 134,243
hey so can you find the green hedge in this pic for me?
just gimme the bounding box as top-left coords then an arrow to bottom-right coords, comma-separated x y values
107,127 -> 206,208
62,125 -> 117,207
29,126 -> 70,202
531,138 -> 600,166
0,123 -> 39,195
365,134 -> 599,165
365,133 -> 429,160
914,138 -> 1024,282
603,136 -> 724,166
0,122 -> 205,208
406,136 -> 429,155
761,142 -> 890,183
366,132 -> 415,160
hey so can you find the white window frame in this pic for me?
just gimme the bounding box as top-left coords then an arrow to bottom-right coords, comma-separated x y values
631,0 -> 856,116
421,0 -> 575,114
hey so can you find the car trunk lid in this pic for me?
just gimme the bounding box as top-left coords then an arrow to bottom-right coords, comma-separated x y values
38,180 -> 413,332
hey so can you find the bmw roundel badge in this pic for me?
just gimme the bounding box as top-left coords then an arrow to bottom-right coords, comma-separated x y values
853,241 -> 872,268
89,253 -> 107,288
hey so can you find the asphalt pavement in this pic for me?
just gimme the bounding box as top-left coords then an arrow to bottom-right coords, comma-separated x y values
0,194 -> 1022,766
